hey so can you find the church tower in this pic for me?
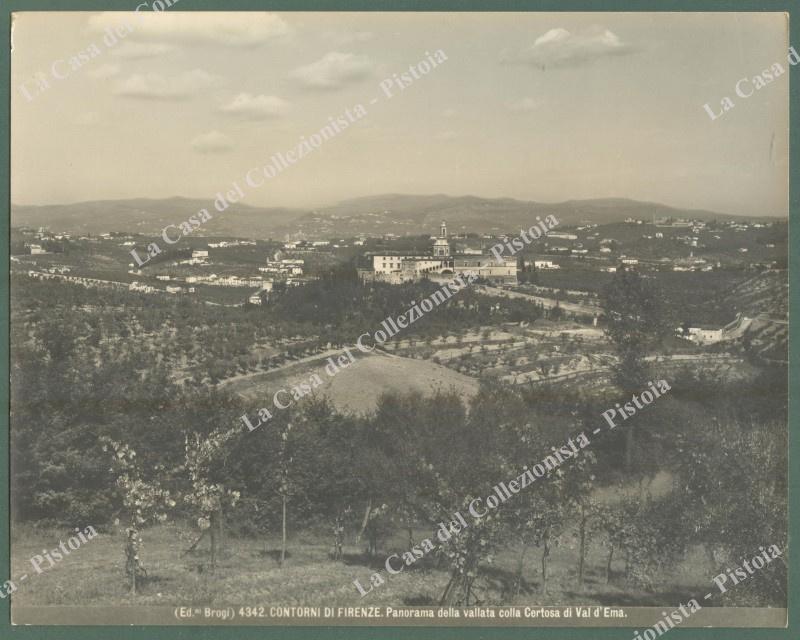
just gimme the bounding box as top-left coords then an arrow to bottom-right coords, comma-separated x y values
433,220 -> 450,257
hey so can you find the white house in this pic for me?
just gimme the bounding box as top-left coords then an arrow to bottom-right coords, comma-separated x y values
682,327 -> 724,345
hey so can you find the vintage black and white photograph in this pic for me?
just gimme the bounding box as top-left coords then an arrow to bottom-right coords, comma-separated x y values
9,9 -> 789,628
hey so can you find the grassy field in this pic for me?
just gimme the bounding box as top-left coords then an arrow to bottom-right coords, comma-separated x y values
10,521 -> 714,608
222,350 -> 480,415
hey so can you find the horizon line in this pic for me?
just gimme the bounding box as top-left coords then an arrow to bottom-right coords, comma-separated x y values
9,192 -> 789,220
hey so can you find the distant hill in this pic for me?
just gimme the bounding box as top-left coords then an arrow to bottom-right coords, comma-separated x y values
11,197 -> 307,238
289,194 -> 760,238
12,194 -> 769,239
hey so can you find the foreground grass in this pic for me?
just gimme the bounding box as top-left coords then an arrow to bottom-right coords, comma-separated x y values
10,523 -> 710,607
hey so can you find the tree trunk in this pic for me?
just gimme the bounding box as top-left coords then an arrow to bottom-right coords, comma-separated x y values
625,548 -> 631,581
218,505 -> 225,558
368,528 -> 378,557
182,529 -> 207,556
439,572 -> 457,606
356,498 -> 372,544
280,494 -> 287,567
606,545 -> 614,584
125,526 -> 140,595
578,506 -> 587,590
705,544 -> 716,573
209,513 -> 217,571
625,425 -> 634,471
515,538 -> 528,596
439,567 -> 477,607
465,576 -> 475,606
541,533 -> 551,594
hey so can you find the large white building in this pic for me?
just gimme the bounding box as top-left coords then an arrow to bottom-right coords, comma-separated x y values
362,221 -> 517,285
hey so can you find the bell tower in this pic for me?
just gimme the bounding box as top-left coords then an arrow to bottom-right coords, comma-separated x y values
433,220 -> 450,257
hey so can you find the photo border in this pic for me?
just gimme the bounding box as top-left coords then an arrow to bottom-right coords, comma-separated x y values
1,0 -> 797,638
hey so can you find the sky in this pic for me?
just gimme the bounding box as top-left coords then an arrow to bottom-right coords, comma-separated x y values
11,11 -> 790,216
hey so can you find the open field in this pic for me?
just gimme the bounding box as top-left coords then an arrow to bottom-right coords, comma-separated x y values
221,350 -> 480,414
10,523 -> 715,608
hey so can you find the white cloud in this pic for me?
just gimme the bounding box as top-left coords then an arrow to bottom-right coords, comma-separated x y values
111,42 -> 177,59
191,130 -> 234,154
87,12 -> 290,47
506,97 -> 542,112
87,63 -> 121,79
506,26 -> 637,69
289,52 -> 373,89
220,93 -> 290,120
114,68 -> 218,100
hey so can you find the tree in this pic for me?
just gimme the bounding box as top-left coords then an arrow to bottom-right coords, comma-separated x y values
593,495 -> 638,585
437,496 -> 504,606
620,492 -> 692,591
560,452 -> 598,590
673,416 -> 787,605
601,266 -> 669,469
358,387 -> 512,604
276,421 -> 297,567
183,428 -> 241,571
517,256 -> 528,284
601,265 -> 669,387
530,260 -> 538,284
101,438 -> 175,595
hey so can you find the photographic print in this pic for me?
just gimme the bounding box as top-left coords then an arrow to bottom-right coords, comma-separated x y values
8,8 -> 790,630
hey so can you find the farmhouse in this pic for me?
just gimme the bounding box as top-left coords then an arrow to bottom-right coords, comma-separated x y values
677,325 -> 725,345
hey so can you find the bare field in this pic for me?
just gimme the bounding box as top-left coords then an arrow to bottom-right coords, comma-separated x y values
221,350 -> 480,415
